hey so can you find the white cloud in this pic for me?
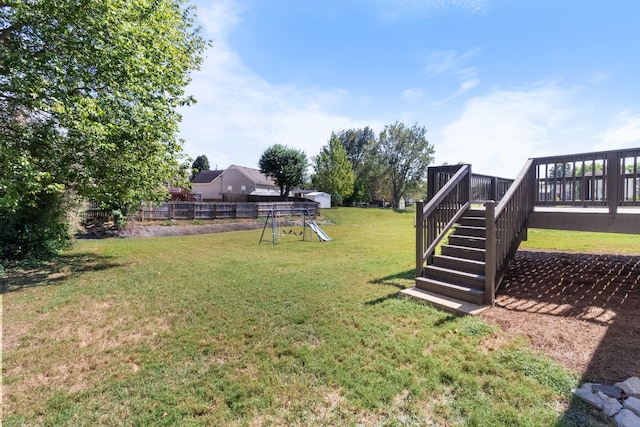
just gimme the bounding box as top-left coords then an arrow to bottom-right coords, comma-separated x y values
402,88 -> 425,101
377,0 -> 488,20
425,49 -> 479,77
459,78 -> 480,94
435,84 -> 576,177
194,0 -> 242,39
595,111 -> 640,151
588,71 -> 609,84
178,1 -> 379,169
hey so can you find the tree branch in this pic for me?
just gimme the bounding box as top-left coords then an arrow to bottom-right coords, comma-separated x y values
0,25 -> 14,45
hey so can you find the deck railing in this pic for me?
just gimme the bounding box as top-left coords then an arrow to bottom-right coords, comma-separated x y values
470,173 -> 513,203
416,165 -> 517,278
484,159 -> 536,304
416,165 -> 471,276
426,166 -> 513,204
533,148 -> 640,211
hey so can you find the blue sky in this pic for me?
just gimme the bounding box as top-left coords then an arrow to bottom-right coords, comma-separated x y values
178,0 -> 640,177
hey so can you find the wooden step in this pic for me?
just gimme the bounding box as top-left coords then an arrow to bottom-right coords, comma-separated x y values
423,265 -> 485,290
401,287 -> 488,315
453,225 -> 486,238
448,235 -> 486,249
460,216 -> 486,227
464,209 -> 486,217
433,254 -> 485,275
441,244 -> 486,262
415,277 -> 485,306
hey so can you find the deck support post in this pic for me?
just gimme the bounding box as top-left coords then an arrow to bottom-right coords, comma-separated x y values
415,201 -> 424,277
491,176 -> 498,202
484,201 -> 496,306
607,151 -> 621,214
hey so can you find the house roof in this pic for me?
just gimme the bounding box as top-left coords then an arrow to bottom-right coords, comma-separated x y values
192,165 -> 276,187
191,169 -> 223,183
228,164 -> 275,186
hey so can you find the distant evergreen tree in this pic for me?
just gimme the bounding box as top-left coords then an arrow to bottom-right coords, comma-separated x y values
191,155 -> 210,179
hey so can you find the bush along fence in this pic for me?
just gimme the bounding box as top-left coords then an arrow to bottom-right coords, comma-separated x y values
83,201 -> 320,222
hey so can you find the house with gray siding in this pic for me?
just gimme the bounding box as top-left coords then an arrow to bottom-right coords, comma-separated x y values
191,165 -> 278,201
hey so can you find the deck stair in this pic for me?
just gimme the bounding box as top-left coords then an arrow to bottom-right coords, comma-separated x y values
410,148 -> 640,314
415,209 -> 487,306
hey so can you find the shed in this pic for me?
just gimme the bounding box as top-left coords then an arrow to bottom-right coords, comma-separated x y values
303,192 -> 331,208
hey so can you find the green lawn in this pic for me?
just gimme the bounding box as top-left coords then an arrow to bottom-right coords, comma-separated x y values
5,208 -> 627,426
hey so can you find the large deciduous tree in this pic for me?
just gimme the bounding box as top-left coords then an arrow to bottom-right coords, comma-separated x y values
0,0 -> 206,261
312,134 -> 354,206
377,122 -> 435,208
258,144 -> 307,200
333,127 -> 376,205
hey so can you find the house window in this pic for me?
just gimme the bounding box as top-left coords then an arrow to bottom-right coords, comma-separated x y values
241,185 -> 246,194
227,185 -> 232,193
249,186 -> 254,191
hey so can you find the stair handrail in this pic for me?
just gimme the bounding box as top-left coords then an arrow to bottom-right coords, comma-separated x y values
416,164 -> 471,276
485,159 -> 536,304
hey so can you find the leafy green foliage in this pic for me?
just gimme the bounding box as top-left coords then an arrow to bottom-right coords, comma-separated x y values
325,124 -> 433,206
0,191 -> 71,262
377,122 -> 435,208
574,162 -> 603,177
334,127 -> 375,177
191,154 -> 210,180
258,144 -> 307,200
0,0 -> 206,261
312,134 -> 354,206
333,127 -> 378,205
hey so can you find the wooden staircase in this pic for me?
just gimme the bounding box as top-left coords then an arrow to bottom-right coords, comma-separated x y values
409,148 -> 640,314
415,209 -> 487,306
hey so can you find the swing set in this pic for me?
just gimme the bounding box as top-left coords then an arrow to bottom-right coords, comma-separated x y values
259,208 -> 331,245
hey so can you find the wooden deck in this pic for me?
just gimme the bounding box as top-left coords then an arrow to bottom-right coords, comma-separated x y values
414,147 -> 640,312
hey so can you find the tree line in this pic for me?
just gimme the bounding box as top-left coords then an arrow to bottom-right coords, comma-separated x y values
259,122 -> 435,208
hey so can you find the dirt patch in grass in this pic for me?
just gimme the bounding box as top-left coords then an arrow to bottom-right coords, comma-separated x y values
118,221 -> 264,238
480,249 -> 640,383
3,296 -> 170,416
76,218 -> 265,239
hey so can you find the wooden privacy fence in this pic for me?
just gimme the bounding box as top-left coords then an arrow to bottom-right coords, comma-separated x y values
140,201 -> 319,220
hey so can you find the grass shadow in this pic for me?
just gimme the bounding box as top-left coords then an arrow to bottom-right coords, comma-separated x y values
0,252 -> 122,294
554,394 -> 611,427
364,269 -> 416,305
364,293 -> 399,306
371,269 -> 415,290
433,313 -> 459,326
